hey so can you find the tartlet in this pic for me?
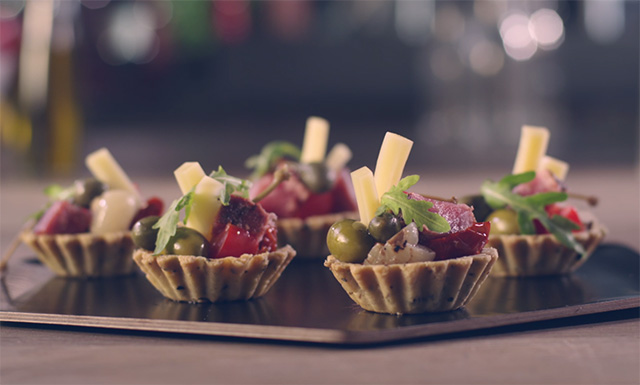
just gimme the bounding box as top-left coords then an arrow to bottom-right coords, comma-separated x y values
131,162 -> 295,303
133,245 -> 295,303
324,132 -> 497,315
247,117 -> 358,258
487,220 -> 605,277
471,125 -> 605,277
21,148 -> 162,278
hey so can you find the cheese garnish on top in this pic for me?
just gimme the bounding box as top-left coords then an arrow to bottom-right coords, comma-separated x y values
300,116 -> 330,164
373,132 -> 413,199
512,125 -> 550,174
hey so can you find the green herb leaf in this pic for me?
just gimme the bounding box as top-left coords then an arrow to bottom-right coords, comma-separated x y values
209,166 -> 252,205
245,141 -> 301,179
480,172 -> 584,254
152,189 -> 195,255
376,175 -> 451,233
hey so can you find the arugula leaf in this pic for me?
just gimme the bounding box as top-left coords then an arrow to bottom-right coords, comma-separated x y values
152,189 -> 195,255
376,175 -> 451,233
209,166 -> 252,205
245,141 -> 301,179
480,172 -> 584,254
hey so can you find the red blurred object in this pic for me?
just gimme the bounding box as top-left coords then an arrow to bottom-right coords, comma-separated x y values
33,200 -> 91,235
129,196 -> 164,228
534,204 -> 584,234
331,168 -> 358,213
213,0 -> 251,45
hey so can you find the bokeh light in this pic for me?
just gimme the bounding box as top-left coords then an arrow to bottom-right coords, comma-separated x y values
97,2 -> 158,65
469,39 -> 504,76
529,9 -> 564,50
500,13 -> 537,61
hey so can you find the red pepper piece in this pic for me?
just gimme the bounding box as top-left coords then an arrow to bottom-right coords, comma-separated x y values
422,222 -> 491,261
535,203 -> 584,234
210,223 -> 261,258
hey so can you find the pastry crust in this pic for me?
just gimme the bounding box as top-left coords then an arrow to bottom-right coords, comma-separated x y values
277,211 -> 357,258
324,247 -> 498,315
132,245 -> 296,303
487,222 -> 605,277
21,231 -> 136,278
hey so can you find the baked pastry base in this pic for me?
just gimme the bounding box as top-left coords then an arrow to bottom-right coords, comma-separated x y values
21,231 -> 136,278
132,245 -> 296,303
325,247 -> 498,315
487,223 -> 606,277
277,211 -> 357,258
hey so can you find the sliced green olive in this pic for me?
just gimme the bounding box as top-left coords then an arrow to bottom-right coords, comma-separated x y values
131,216 -> 160,251
487,209 -> 519,235
73,178 -> 106,208
167,227 -> 211,257
368,211 -> 403,243
327,219 -> 376,263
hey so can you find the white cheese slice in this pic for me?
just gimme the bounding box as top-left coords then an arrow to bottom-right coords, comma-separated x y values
85,148 -> 139,199
174,162 -> 206,195
351,166 -> 379,225
325,143 -> 352,172
539,155 -> 569,181
373,132 -> 413,199
300,116 -> 329,164
185,176 -> 224,241
512,125 -> 550,174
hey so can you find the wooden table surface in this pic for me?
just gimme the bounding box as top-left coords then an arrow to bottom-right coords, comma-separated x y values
1,167 -> 638,385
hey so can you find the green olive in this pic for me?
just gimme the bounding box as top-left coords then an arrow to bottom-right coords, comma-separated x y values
167,227 -> 211,257
296,162 -> 334,193
131,216 -> 160,251
327,219 -> 376,263
368,211 -> 403,243
459,194 -> 493,222
73,178 -> 106,208
487,209 -> 520,235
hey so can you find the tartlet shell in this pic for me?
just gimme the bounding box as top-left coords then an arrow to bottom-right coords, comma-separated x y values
132,245 -> 296,303
487,223 -> 605,277
277,211 -> 357,258
21,231 -> 136,278
324,247 -> 498,315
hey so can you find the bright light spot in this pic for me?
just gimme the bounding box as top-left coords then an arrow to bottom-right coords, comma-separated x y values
500,13 -> 537,61
585,0 -> 625,44
430,47 -> 463,81
469,40 -> 504,76
529,9 -> 564,50
0,0 -> 25,19
97,3 -> 158,65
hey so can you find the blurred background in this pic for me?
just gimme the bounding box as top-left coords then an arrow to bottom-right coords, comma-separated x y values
0,0 -> 638,179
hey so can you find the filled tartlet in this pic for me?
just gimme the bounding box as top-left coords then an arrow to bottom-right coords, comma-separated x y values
20,148 -> 163,278
246,116 -> 358,258
467,125 -> 605,277
324,132 -> 497,315
131,162 -> 296,303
